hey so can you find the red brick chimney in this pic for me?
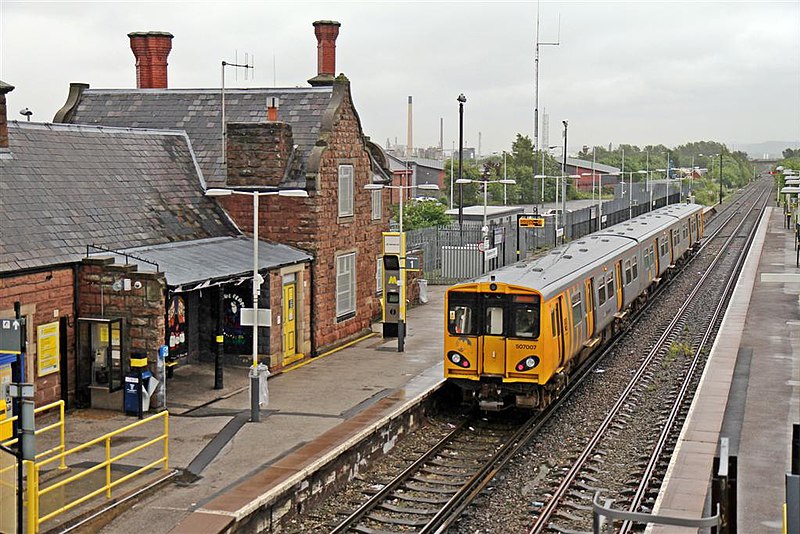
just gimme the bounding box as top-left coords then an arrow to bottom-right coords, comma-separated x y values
128,31 -> 174,89
267,96 -> 279,122
308,20 -> 340,87
0,80 -> 14,150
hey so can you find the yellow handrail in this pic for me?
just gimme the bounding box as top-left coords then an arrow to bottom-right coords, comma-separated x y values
2,401 -> 66,468
27,410 -> 169,533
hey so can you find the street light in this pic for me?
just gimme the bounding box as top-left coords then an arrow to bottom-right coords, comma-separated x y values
205,187 -> 309,423
364,183 -> 440,233
457,93 -> 467,244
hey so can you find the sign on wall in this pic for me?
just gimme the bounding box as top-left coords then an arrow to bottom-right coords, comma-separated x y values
37,321 -> 59,377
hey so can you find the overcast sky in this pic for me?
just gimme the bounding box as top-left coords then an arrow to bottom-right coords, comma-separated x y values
1,1 -> 798,156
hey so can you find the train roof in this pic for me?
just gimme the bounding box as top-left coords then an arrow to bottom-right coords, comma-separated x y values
457,203 -> 704,300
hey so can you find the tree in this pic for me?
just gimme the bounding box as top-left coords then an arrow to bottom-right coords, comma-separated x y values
399,199 -> 451,230
784,148 -> 800,159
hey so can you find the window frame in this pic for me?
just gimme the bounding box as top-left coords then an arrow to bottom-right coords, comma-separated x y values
338,164 -> 355,218
371,188 -> 382,220
336,252 -> 357,320
571,291 -> 583,326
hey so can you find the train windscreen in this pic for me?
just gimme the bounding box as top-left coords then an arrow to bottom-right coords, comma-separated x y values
512,294 -> 540,339
448,292 -> 477,335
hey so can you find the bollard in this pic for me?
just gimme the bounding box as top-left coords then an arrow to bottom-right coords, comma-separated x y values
397,319 -> 405,353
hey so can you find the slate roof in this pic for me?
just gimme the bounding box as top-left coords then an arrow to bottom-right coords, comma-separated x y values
66,87 -> 333,188
0,121 -> 238,273
92,236 -> 311,289
566,157 -> 620,174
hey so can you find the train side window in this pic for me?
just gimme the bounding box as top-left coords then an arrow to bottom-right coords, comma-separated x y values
598,277 -> 606,303
485,306 -> 504,336
551,308 -> 557,337
571,293 -> 583,325
632,256 -> 639,280
624,260 -> 632,285
606,274 -> 614,300
448,305 -> 475,335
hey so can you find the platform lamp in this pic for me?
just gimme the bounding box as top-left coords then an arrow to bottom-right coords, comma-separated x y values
457,93 -> 466,244
205,187 -> 309,423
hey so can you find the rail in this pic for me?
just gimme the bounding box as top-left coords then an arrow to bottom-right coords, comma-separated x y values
25,410 -> 169,533
2,400 -> 66,468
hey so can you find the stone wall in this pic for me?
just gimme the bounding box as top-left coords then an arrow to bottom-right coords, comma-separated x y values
79,258 -> 166,368
0,267 -> 75,406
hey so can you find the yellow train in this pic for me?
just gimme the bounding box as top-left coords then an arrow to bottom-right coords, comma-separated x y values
444,203 -> 705,410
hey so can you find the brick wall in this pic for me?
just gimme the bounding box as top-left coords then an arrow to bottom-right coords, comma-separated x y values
226,122 -> 294,188
0,267 -> 75,406
79,258 -> 167,369
220,80 -> 389,355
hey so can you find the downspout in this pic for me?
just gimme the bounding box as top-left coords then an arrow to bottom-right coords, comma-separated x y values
310,255 -> 318,357
71,263 -> 80,408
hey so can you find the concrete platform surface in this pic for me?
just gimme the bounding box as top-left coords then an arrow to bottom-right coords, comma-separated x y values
652,207 -> 800,533
37,285 -> 447,533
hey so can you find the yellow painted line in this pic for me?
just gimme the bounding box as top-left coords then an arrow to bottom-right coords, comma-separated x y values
281,331 -> 379,374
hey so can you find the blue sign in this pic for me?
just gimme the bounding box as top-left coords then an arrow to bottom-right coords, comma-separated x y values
0,318 -> 23,355
158,345 -> 168,361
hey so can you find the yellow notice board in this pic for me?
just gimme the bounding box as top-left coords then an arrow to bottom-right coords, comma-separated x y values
37,321 -> 60,377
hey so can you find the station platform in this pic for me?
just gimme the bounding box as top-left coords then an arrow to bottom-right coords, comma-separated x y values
46,285 -> 448,533
652,206 -> 799,533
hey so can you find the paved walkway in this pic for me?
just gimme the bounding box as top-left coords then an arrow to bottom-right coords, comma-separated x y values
46,285 -> 448,533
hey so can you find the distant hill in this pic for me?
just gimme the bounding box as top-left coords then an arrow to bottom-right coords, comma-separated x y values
728,140 -> 800,160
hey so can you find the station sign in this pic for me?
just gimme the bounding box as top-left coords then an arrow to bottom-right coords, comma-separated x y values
519,217 -> 545,228
0,318 -> 22,355
484,247 -> 499,260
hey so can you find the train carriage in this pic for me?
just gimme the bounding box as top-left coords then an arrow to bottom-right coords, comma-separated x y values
445,203 -> 704,410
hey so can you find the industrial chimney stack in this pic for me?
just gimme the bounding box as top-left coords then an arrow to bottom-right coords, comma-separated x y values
407,96 -> 413,158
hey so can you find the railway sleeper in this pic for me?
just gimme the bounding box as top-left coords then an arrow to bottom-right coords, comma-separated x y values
376,503 -> 436,516
365,513 -> 429,527
410,474 -> 466,486
391,493 -> 450,505
402,481 -> 458,494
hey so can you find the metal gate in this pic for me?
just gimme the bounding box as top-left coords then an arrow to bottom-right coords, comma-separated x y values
0,445 -> 16,534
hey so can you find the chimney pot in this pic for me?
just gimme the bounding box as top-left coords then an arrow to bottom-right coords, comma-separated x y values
267,96 -> 279,121
128,31 -> 174,89
308,20 -> 340,87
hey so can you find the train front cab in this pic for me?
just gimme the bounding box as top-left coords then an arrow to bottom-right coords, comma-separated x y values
444,282 -> 564,409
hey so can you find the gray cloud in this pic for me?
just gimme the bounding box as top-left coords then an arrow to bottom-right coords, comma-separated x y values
1,1 -> 797,155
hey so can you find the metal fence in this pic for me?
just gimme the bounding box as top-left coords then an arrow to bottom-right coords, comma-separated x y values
407,180 -> 683,285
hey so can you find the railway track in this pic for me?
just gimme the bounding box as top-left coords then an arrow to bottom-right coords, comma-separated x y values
302,182 -> 771,534
528,182 -> 770,533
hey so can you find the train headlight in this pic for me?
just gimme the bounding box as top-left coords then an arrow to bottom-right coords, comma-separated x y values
447,351 -> 470,368
515,355 -> 540,372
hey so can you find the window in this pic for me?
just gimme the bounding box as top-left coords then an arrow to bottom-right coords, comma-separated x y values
624,260 -> 632,285
375,257 -> 382,294
371,188 -> 382,220
338,164 -> 354,217
598,277 -> 606,304
571,292 -> 583,325
551,308 -> 557,337
336,252 -> 356,319
485,307 -> 504,335
606,274 -> 615,303
632,256 -> 639,280
660,238 -> 668,256
448,292 -> 477,335
512,295 -> 540,338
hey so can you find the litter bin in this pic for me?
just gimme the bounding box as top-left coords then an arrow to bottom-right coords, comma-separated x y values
124,370 -> 153,415
418,279 -> 429,304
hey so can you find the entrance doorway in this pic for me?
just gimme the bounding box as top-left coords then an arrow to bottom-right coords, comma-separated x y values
282,276 -> 300,366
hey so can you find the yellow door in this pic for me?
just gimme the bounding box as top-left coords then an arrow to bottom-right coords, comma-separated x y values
481,304 -> 506,375
282,283 -> 301,366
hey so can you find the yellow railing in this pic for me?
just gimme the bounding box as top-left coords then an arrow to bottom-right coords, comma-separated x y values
2,401 -> 66,469
25,410 -> 169,533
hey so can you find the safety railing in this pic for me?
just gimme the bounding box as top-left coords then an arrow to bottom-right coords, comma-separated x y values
25,410 -> 169,533
2,400 -> 66,468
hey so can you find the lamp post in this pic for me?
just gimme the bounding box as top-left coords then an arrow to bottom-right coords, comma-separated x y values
205,187 -> 309,423
619,171 -> 647,220
457,93 -> 466,244
718,153 -> 724,205
561,120 -> 568,230
364,183 -> 440,233
503,151 -> 508,205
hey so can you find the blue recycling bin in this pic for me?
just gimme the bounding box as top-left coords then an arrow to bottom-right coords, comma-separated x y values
124,371 -> 152,415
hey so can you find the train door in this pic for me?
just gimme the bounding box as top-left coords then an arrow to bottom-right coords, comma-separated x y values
584,279 -> 595,338
569,287 -> 585,357
653,239 -> 659,275
481,295 -> 506,375
552,297 -> 566,368
615,262 -> 624,311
